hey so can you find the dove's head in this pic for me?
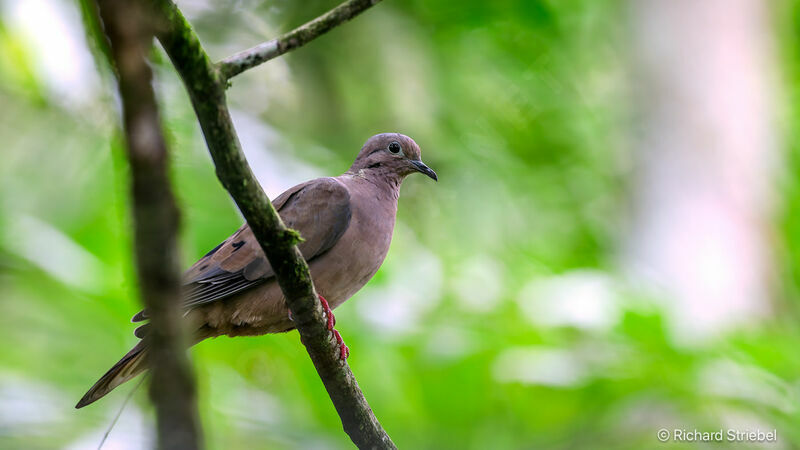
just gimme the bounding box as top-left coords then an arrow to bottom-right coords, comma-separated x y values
348,133 -> 437,183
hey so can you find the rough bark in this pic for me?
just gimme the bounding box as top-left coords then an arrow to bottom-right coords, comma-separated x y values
150,0 -> 395,448
94,1 -> 202,448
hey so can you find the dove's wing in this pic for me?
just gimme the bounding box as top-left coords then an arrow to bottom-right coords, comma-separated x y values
132,177 -> 351,323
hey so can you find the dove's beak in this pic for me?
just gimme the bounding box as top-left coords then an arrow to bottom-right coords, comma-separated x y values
411,160 -> 438,181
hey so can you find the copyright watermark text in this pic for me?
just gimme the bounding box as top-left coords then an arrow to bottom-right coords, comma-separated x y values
657,428 -> 777,443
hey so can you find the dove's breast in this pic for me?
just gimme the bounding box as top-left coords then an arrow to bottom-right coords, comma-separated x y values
308,176 -> 399,309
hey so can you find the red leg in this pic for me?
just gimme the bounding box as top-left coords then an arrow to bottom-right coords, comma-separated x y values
318,295 -> 349,360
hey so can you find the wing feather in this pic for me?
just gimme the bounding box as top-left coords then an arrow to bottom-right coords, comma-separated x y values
131,178 -> 351,324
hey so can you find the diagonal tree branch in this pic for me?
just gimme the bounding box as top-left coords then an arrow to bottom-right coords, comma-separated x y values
93,1 -> 202,448
217,0 -> 383,80
150,1 -> 395,448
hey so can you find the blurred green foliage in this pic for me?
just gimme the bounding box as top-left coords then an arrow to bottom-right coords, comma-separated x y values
0,0 -> 799,448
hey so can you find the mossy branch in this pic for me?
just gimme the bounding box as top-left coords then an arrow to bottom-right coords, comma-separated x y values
150,0 -> 396,448
218,0 -> 383,80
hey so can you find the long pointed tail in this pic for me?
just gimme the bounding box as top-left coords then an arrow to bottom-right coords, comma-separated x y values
76,341 -> 148,409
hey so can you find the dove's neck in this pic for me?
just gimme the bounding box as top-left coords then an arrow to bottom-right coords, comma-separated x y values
347,168 -> 404,201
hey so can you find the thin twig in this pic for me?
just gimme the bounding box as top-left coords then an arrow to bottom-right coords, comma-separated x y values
151,0 -> 395,448
218,0 -> 383,80
94,0 -> 202,447
97,376 -> 146,450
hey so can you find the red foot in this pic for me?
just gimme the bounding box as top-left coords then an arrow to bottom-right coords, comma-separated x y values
318,295 -> 336,327
319,295 -> 349,360
333,329 -> 350,360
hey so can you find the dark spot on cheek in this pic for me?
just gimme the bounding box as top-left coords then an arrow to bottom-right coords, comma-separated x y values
367,162 -> 381,169
232,240 -> 245,251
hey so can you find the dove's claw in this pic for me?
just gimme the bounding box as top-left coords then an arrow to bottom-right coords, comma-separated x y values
319,295 -> 348,360
333,329 -> 350,359
318,295 -> 336,327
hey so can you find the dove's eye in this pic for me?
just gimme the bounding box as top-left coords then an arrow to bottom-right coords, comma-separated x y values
388,142 -> 401,154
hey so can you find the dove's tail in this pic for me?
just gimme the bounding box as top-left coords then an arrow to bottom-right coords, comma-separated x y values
76,341 -> 148,409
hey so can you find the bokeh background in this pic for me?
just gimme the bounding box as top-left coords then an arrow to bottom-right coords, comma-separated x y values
2,0 -> 800,448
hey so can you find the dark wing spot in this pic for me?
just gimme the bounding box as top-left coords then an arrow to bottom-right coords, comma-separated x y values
231,240 -> 245,251
203,241 -> 225,258
198,264 -> 209,271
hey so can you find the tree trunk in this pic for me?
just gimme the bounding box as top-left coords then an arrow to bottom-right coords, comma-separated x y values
625,0 -> 779,339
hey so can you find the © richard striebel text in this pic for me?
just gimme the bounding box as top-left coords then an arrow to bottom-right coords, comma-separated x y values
657,428 -> 777,443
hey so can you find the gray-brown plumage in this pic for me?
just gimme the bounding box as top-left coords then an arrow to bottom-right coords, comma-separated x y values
76,133 -> 436,408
